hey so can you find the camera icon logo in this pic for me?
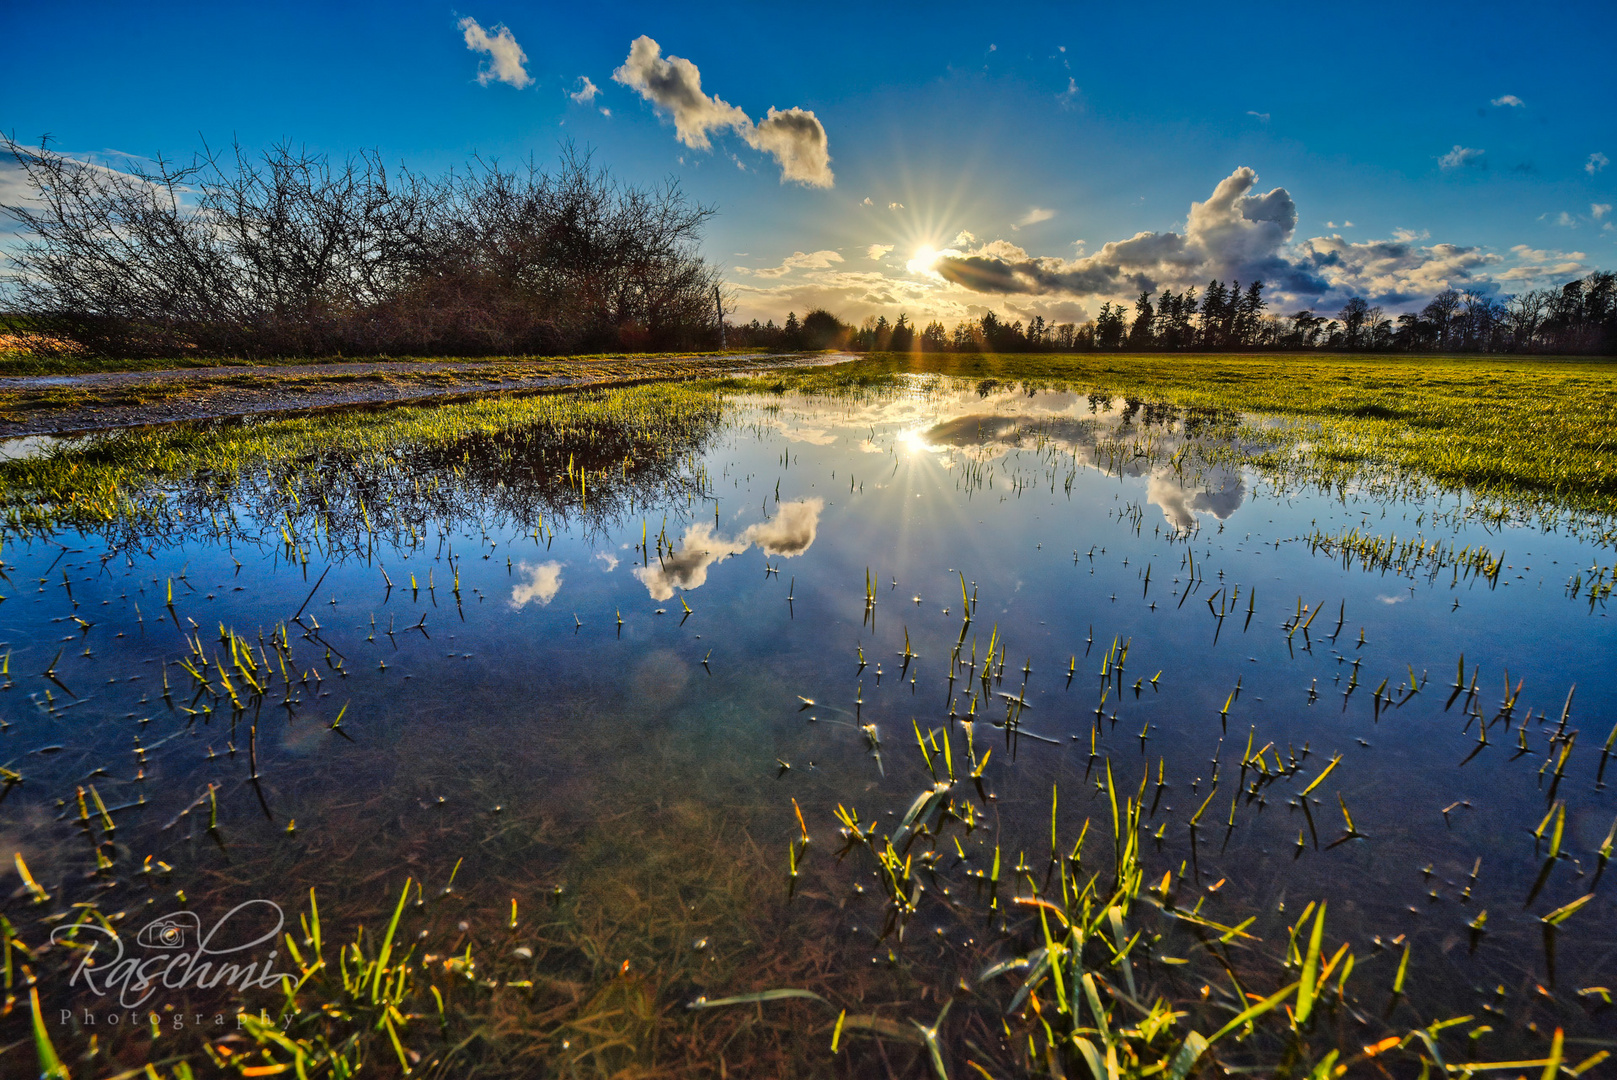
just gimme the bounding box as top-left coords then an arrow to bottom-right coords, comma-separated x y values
135,912 -> 201,949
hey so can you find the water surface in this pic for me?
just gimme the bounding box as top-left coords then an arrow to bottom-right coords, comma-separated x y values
3,378 -> 1612,1073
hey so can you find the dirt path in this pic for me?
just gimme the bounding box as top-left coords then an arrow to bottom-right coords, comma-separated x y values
0,353 -> 846,438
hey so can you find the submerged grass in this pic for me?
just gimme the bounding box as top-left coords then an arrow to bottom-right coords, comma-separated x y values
815,352 -> 1617,520
0,381 -> 726,538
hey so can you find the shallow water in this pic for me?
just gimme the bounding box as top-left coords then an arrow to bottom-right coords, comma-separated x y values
3,379 -> 1614,1072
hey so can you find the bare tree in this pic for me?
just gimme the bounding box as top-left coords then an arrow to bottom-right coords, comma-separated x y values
1,137 -> 722,357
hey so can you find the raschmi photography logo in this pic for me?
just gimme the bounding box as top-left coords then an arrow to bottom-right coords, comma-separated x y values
52,899 -> 292,1011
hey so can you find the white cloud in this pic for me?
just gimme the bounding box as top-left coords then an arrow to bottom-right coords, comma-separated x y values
1490,94 -> 1525,107
1438,145 -> 1485,171
611,35 -> 747,149
861,197 -> 874,206
569,76 -> 600,104
749,107 -> 834,188
0,157 -> 41,215
1497,245 -> 1588,286
1391,227 -> 1430,242
1554,211 -> 1577,227
594,552 -> 619,571
888,202 -> 905,210
458,17 -> 532,89
1013,206 -> 1056,230
740,249 -> 844,278
1588,152 -> 1609,175
612,36 -> 832,187
866,243 -> 894,260
1294,234 -> 1500,303
1246,110 -> 1271,123
1058,79 -> 1081,108
510,561 -> 563,607
1593,203 -> 1612,220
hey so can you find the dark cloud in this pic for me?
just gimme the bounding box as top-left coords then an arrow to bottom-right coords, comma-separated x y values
927,166 -> 1523,308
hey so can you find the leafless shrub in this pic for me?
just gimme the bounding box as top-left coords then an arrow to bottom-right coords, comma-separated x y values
1,137 -> 722,357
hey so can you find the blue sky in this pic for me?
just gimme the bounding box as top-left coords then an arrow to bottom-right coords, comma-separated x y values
4,0 -> 1613,325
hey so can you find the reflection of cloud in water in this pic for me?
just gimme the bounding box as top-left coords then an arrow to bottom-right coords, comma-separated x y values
634,498 -> 822,601
594,552 -> 620,571
1146,468 -> 1246,530
510,560 -> 564,607
633,524 -> 750,600
918,409 -> 1248,531
774,423 -> 837,446
923,414 -> 1096,454
746,497 -> 822,555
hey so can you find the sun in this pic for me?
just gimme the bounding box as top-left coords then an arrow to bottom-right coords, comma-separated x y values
906,245 -> 942,276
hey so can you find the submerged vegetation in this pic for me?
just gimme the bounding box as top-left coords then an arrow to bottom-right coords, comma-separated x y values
1,368 -> 1613,1078
0,381 -> 725,541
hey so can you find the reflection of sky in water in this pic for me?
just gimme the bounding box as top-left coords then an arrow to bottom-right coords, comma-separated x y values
758,388 -> 1250,531
633,497 -> 822,600
1146,469 -> 1244,529
510,560 -> 563,607
4,378 -> 1613,1052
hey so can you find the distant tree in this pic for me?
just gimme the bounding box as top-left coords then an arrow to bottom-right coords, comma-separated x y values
800,308 -> 844,348
1094,302 -> 1127,349
1393,312 -> 1431,351
1235,281 -> 1266,346
890,313 -> 915,351
978,311 -> 1001,350
1027,315 -> 1048,349
1365,305 -> 1392,349
1422,290 -> 1461,350
1126,291 -> 1155,349
1199,280 -> 1228,347
1337,297 -> 1370,348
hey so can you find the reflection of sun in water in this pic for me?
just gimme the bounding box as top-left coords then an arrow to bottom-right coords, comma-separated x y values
895,427 -> 931,455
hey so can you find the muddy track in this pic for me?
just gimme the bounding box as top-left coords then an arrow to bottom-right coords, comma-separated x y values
0,353 -> 846,438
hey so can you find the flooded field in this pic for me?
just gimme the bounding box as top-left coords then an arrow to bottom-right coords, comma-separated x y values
1,375 -> 1613,1078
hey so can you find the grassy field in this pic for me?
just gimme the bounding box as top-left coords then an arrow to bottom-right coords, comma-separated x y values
811,352 -> 1617,520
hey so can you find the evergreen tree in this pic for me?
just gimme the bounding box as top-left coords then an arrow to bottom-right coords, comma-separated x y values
1126,291 -> 1155,349
1199,280 -> 1227,347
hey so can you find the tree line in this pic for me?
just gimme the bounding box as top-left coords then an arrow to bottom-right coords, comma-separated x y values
1,138 -> 724,357
733,272 -> 1617,355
